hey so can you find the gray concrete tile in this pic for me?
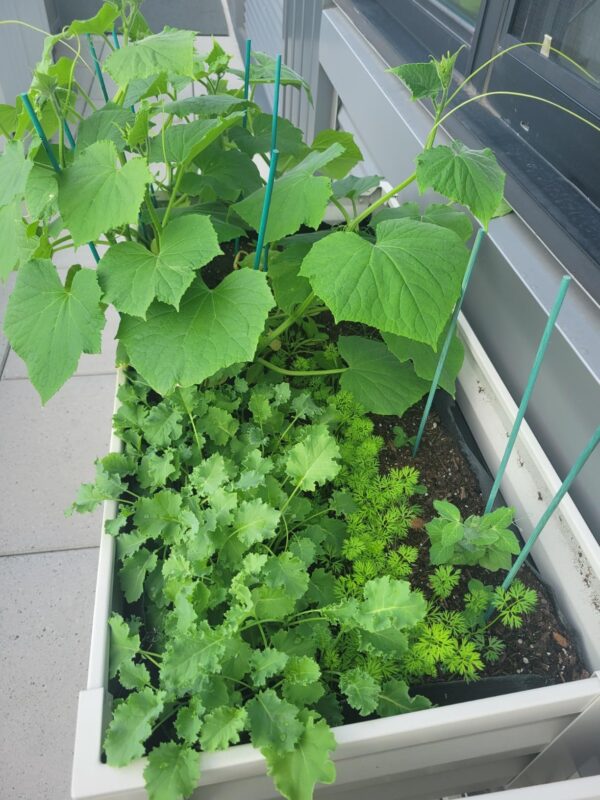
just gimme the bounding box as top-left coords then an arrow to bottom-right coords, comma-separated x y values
0,547 -> 98,800
0,374 -> 117,556
3,305 -> 119,380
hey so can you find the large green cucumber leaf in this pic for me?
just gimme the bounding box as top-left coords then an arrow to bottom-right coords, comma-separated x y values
148,113 -> 244,166
58,140 -> 151,245
416,141 -> 505,228
372,202 -> 473,242
0,140 -> 33,206
144,742 -> 200,800
118,269 -> 274,395
229,113 -> 307,157
383,325 -> 464,396
388,62 -> 442,100
0,202 -> 39,280
76,103 -> 135,152
98,215 -> 221,317
310,129 -> 362,179
4,260 -> 105,402
332,174 -> 382,200
231,52 -> 312,102
300,219 -> 468,346
105,29 -> 196,87
232,144 -> 343,243
164,93 -> 252,118
25,165 -> 58,219
182,149 -> 262,203
268,243 -> 312,313
63,2 -> 119,36
338,336 -> 429,416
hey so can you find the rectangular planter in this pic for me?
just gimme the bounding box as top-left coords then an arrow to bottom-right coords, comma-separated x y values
72,323 -> 600,800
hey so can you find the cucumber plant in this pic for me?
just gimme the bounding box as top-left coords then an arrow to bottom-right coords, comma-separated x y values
0,0 -> 506,414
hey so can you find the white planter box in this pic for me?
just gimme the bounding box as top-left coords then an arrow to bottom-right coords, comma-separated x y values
72,325 -> 600,800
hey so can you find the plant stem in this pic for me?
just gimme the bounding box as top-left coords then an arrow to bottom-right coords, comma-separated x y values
330,196 -> 352,224
261,291 -> 317,346
347,172 -> 417,231
144,193 -> 162,243
162,166 -> 185,228
257,357 -> 347,377
433,91 -> 600,137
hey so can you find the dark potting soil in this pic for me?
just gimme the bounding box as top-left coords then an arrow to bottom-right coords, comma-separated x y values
373,401 -> 590,686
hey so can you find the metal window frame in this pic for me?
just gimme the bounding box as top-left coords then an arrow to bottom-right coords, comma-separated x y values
332,0 -> 600,302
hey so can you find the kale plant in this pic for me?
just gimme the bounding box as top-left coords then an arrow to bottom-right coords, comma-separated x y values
71,375 -> 432,799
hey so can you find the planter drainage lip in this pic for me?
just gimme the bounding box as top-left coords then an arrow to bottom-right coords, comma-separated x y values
73,326 -> 600,799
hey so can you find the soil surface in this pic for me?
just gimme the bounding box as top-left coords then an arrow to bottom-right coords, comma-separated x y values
171,244 -> 588,689
374,401 -> 589,686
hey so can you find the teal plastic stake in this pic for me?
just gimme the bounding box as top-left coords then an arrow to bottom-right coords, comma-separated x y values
86,33 -> 109,103
111,26 -> 120,49
263,243 -> 271,272
235,38 -> 253,255
21,93 -> 60,171
502,426 -> 600,592
485,275 -> 571,513
412,228 -> 486,456
242,38 -> 252,129
270,55 -> 282,154
254,149 -> 279,270
20,93 -> 100,264
63,120 -> 76,149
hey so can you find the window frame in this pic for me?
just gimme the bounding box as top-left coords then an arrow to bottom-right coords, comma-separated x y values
332,0 -> 600,303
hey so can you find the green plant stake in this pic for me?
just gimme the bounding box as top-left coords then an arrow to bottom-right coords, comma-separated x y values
485,275 -> 571,513
270,54 -> 282,154
254,148 -> 279,270
111,26 -> 120,49
412,227 -> 486,456
63,120 -> 76,149
503,425 -> 600,591
86,33 -> 109,103
242,38 -> 252,128
20,93 -> 100,263
20,93 -> 60,171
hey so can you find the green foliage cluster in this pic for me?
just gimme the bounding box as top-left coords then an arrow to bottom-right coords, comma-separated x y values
426,500 -> 521,571
0,7 -> 555,798
0,2 -> 510,410
71,375 -> 537,799
72,374 -> 434,799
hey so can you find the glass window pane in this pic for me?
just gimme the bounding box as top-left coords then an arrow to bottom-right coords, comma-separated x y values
510,0 -> 600,83
425,0 -> 483,26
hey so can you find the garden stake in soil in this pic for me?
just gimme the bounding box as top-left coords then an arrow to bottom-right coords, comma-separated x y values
412,227 -> 486,456
270,54 -> 282,154
235,38 -> 253,256
19,93 -> 100,263
86,33 -> 109,103
500,424 -> 600,594
254,148 -> 279,270
242,38 -> 252,128
485,275 -> 571,513
63,120 -> 76,150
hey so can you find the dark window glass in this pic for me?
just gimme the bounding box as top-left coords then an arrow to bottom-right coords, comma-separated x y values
509,0 -> 600,84
423,0 -> 483,27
